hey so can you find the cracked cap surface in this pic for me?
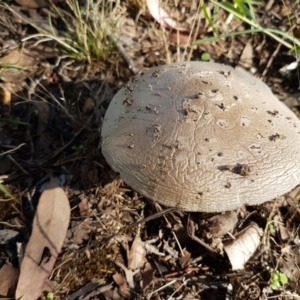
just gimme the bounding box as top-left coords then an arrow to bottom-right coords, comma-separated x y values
101,62 -> 300,212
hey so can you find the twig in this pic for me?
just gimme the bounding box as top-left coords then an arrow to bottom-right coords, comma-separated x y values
160,205 -> 184,256
40,115 -> 92,163
187,217 -> 218,257
79,283 -> 113,300
107,28 -> 140,75
146,279 -> 177,299
167,278 -> 189,300
262,43 -> 281,77
0,143 -> 26,157
7,154 -> 28,174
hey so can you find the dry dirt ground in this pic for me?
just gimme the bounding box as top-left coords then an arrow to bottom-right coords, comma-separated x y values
1,0 -> 300,299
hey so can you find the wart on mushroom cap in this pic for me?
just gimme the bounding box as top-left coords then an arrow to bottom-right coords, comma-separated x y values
101,62 -> 300,212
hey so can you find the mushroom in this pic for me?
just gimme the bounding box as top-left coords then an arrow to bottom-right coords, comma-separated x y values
101,62 -> 300,212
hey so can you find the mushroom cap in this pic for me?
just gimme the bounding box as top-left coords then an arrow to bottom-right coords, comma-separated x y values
101,62 -> 300,212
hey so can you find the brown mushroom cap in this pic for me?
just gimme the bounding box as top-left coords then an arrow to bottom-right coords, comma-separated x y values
101,62 -> 300,212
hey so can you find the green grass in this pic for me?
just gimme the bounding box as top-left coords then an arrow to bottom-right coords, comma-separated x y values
0,182 -> 14,199
196,0 -> 300,60
4,0 -> 124,63
0,117 -> 29,126
51,0 -> 121,63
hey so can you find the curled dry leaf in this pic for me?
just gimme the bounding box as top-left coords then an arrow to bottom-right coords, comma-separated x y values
224,222 -> 262,270
16,178 -> 70,300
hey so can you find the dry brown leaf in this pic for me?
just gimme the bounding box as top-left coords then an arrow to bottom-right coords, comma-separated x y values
16,178 -> 70,300
71,220 -> 91,244
0,48 -> 38,70
207,211 -> 238,237
78,198 -> 89,216
112,272 -> 131,299
179,248 -> 192,268
0,46 -> 55,92
127,228 -> 146,270
141,262 -> 155,290
0,48 -> 38,86
0,264 -> 19,297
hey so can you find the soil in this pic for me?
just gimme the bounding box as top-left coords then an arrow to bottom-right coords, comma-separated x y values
1,0 -> 300,299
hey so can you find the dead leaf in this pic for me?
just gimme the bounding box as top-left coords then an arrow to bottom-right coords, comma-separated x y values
16,178 -> 70,300
115,261 -> 139,292
224,222 -> 262,270
78,198 -> 89,216
0,264 -> 19,297
112,272 -> 131,299
146,0 -> 188,31
0,48 -> 38,73
274,214 -> 290,242
179,248 -> 192,268
141,262 -> 155,290
71,220 -> 91,244
0,46 -> 55,92
238,40 -> 254,70
43,280 -> 59,293
207,211 -> 238,237
0,48 -> 38,89
127,228 -> 146,270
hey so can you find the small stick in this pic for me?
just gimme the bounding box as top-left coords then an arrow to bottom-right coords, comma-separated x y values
187,217 -> 218,258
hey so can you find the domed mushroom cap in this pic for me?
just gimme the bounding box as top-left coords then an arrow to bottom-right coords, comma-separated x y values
101,62 -> 300,212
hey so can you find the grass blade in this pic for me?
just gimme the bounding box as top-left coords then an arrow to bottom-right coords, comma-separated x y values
0,183 -> 14,199
0,117 -> 29,126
